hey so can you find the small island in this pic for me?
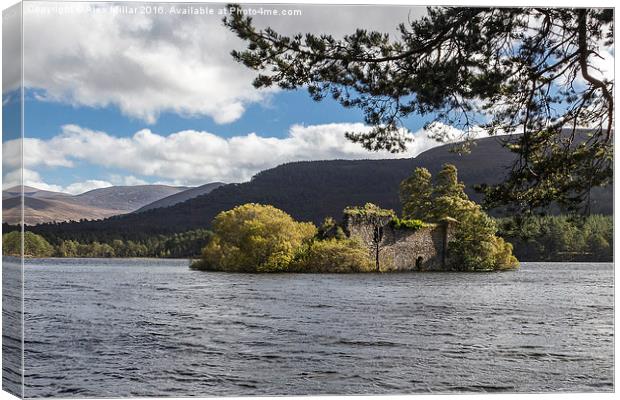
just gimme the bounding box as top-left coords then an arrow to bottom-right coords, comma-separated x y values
190,164 -> 519,273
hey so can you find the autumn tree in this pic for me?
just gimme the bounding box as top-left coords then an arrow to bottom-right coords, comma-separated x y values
225,6 -> 613,214
193,203 -> 317,272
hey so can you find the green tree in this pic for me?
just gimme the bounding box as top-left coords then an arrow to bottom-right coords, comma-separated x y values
399,164 -> 518,270
226,6 -> 613,214
98,243 -> 115,257
400,167 -> 433,220
3,231 -> 22,256
111,239 -> 126,257
582,214 -> 613,260
588,233 -> 610,259
434,164 -> 467,200
3,231 -> 54,257
429,164 -> 477,222
57,240 -> 79,257
448,210 -> 517,271
193,203 -> 317,272
401,164 -> 477,223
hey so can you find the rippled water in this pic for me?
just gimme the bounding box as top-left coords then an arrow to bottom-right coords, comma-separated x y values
11,259 -> 614,397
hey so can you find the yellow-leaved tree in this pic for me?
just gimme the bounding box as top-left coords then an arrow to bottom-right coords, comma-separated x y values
192,203 -> 316,272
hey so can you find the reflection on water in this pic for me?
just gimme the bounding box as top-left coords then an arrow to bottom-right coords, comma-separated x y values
17,258 -> 614,397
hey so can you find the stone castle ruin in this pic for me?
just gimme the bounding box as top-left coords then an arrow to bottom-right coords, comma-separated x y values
343,212 -> 456,272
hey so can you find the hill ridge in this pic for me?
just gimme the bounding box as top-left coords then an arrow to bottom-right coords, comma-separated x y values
19,135 -> 612,240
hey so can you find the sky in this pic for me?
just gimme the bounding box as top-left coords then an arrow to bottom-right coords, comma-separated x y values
1,2 -> 614,194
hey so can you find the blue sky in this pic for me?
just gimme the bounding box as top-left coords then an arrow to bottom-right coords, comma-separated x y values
24,89 -> 390,141
20,88 -> 426,190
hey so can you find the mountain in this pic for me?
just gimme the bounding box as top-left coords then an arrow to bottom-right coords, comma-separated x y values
70,185 -> 190,211
2,185 -> 189,225
23,135 -> 612,241
135,182 -> 225,213
2,185 -> 72,200
2,196 -> 122,226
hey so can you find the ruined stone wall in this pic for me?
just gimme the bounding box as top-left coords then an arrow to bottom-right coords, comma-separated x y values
378,225 -> 447,271
344,214 -> 454,271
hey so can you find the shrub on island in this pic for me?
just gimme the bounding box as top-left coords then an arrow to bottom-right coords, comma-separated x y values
289,238 -> 374,273
191,203 -> 316,272
191,204 -> 374,273
447,211 -> 518,271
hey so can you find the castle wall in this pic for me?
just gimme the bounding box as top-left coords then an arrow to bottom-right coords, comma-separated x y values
378,225 -> 447,271
344,215 -> 454,271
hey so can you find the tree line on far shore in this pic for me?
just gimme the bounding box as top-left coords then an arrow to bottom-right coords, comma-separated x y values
3,213 -> 611,263
2,229 -> 213,259
497,214 -> 612,262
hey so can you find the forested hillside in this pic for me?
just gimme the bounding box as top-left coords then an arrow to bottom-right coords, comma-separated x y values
16,135 -> 612,243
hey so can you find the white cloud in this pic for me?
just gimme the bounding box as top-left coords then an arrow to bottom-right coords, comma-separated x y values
2,168 -> 64,192
254,4 -> 424,38
10,122 -> 461,188
63,180 -> 113,195
20,2 -> 271,124
588,47 -> 614,83
1,167 -> 113,195
16,2 -> 424,124
109,175 -> 149,187
2,4 -> 22,93
3,137 -> 75,170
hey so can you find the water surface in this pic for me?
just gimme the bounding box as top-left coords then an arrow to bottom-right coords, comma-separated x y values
16,259 -> 614,397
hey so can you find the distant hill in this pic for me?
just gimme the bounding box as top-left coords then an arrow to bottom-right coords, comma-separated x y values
2,196 -> 123,225
70,185 -> 190,211
2,185 -> 189,225
2,185 -> 72,200
135,182 -> 225,213
23,135 -> 612,241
